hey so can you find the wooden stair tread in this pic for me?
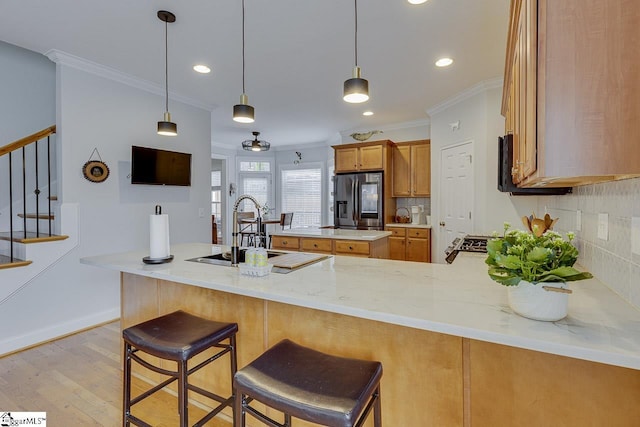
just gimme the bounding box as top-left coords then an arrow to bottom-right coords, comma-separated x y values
17,213 -> 55,220
0,232 -> 69,244
0,255 -> 32,269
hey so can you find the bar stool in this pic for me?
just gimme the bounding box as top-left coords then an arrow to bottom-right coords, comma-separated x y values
122,310 -> 238,427
234,339 -> 382,427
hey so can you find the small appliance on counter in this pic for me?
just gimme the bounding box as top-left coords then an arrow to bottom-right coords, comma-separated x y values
411,205 -> 424,225
444,235 -> 490,264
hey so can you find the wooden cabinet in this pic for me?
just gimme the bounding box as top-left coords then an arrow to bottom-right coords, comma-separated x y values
272,236 -> 389,259
385,226 -> 431,263
333,141 -> 389,173
392,141 -> 431,197
502,0 -> 640,187
300,238 -> 332,254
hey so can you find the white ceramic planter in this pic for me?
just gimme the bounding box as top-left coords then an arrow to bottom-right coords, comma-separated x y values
507,280 -> 569,321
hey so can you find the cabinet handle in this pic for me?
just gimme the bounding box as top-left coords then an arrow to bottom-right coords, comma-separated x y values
349,246 -> 353,250
282,241 -> 287,245
313,244 -> 318,248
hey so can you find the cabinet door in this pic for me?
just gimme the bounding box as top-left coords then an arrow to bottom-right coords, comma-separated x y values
520,0 -> 537,179
412,144 -> 431,196
406,237 -> 430,263
392,146 -> 411,196
389,236 -> 406,261
358,145 -> 384,170
335,147 -> 358,172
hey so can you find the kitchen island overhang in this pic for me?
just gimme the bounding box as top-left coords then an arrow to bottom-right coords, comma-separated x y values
82,243 -> 640,426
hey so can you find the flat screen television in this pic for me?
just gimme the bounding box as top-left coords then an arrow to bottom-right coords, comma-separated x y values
131,145 -> 192,186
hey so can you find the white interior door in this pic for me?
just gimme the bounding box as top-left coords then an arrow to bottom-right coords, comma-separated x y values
439,141 -> 474,257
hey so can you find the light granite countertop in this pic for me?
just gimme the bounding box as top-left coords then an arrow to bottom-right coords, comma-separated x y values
385,223 -> 432,229
269,228 -> 391,241
81,243 -> 640,370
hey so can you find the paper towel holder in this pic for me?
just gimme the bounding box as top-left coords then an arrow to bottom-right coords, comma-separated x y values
143,204 -> 174,264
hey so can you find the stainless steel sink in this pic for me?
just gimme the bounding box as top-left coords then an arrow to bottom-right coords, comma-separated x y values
186,249 -> 291,272
186,249 -> 329,274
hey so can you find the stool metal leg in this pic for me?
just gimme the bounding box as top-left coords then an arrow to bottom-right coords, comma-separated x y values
178,359 -> 188,427
373,386 -> 382,427
123,343 -> 132,427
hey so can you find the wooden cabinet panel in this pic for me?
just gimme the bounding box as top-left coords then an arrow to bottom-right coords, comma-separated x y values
392,145 -> 411,196
389,237 -> 406,261
385,226 -> 431,263
412,144 -> 431,196
358,144 -> 384,170
300,238 -> 332,253
333,141 -> 390,173
334,240 -> 370,256
392,141 -> 430,197
502,0 -> 640,187
334,147 -> 358,173
271,236 -> 300,250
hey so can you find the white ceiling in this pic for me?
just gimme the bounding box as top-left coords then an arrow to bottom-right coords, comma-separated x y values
0,0 -> 510,149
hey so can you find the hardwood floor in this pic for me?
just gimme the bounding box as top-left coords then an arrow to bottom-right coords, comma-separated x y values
0,321 -> 231,426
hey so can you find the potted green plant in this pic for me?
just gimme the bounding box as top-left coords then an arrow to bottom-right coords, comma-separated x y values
485,214 -> 592,321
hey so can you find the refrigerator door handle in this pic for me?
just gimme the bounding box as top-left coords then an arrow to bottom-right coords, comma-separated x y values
352,178 -> 357,222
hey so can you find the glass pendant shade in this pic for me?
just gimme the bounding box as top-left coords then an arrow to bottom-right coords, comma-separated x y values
343,66 -> 369,103
157,112 -> 177,136
233,93 -> 255,123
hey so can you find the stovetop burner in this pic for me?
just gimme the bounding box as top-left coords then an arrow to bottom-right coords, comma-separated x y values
444,235 -> 490,263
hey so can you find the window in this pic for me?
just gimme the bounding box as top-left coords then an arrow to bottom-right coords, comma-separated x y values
281,167 -> 322,228
211,171 -> 222,242
238,159 -> 274,215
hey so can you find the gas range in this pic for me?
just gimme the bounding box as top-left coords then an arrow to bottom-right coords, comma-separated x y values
445,235 -> 490,264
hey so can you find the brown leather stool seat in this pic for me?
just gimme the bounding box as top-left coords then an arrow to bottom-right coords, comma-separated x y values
234,339 -> 382,427
123,310 -> 238,427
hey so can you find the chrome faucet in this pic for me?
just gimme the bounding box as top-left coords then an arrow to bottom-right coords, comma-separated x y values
231,194 -> 262,266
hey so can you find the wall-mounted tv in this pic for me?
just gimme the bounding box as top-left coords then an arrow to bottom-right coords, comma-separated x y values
131,145 -> 192,186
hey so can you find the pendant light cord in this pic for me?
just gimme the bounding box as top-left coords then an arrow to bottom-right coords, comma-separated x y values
242,0 -> 246,94
354,0 -> 359,67
164,19 -> 169,113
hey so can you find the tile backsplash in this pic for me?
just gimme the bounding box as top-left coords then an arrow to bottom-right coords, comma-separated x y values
395,197 -> 431,224
542,177 -> 640,310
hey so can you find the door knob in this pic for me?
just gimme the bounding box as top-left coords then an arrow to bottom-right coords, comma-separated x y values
439,221 -> 446,227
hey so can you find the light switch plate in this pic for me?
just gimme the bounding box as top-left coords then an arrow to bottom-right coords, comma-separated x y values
597,213 -> 609,241
198,208 -> 205,218
632,217 -> 640,255
576,210 -> 582,231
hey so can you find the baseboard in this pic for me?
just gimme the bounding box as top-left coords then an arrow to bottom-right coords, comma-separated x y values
0,307 -> 120,357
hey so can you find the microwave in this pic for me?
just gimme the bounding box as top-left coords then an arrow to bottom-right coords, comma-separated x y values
498,134 -> 571,195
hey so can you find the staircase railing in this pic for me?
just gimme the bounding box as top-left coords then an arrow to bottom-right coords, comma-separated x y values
0,125 -> 56,263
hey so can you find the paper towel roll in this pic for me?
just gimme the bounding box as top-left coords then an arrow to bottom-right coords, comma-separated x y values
149,214 -> 170,259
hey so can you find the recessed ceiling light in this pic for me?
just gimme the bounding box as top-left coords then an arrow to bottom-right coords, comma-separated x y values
435,58 -> 454,67
408,0 -> 428,4
193,64 -> 211,74
363,111 -> 374,116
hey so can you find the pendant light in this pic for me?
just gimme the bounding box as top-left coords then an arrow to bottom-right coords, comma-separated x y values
157,10 -> 177,136
233,0 -> 255,123
242,131 -> 270,152
343,0 -> 369,103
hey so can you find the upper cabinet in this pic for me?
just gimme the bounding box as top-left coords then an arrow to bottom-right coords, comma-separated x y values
333,140 -> 392,173
392,140 -> 431,197
502,0 -> 640,187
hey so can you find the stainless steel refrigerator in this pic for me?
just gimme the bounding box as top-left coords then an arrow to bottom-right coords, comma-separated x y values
334,172 -> 384,230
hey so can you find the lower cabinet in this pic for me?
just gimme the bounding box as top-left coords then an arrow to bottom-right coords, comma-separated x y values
386,227 -> 431,263
272,236 -> 389,258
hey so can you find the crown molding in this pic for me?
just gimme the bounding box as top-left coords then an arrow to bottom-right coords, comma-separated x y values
45,49 -> 217,112
426,77 -> 503,116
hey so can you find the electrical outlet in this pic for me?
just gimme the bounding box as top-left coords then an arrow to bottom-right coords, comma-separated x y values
632,217 -> 640,255
576,210 -> 582,231
597,213 -> 609,241
198,208 -> 205,218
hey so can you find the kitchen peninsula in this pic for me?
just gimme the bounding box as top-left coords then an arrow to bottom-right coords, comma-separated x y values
81,243 -> 640,426
269,228 -> 390,258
